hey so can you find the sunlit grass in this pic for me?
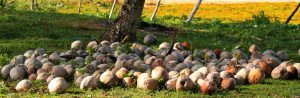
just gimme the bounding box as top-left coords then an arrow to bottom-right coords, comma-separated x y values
9,0 -> 300,24
145,2 -> 300,24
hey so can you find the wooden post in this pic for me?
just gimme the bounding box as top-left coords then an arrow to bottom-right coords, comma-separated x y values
35,0 -> 38,9
285,3 -> 300,24
150,0 -> 161,22
186,0 -> 202,23
31,0 -> 35,10
78,0 -> 83,14
109,0 -> 117,19
31,0 -> 38,10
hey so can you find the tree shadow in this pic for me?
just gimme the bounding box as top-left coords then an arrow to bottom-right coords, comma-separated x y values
0,9 -> 105,40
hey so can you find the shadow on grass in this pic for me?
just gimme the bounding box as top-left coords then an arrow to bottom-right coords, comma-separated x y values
1,9 -> 300,60
0,9 -> 104,40
0,9 -> 105,56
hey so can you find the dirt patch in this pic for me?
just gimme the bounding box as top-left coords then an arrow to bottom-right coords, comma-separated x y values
139,21 -> 177,33
71,20 -> 112,30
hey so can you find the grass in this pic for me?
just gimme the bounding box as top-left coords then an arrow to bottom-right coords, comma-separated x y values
144,3 -> 300,24
8,0 -> 300,24
0,1 -> 300,97
2,79 -> 300,97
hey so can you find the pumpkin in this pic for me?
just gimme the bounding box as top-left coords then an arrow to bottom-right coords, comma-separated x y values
151,66 -> 168,82
200,80 -> 217,95
115,68 -> 128,79
48,77 -> 68,93
271,66 -> 289,79
206,72 -> 221,86
99,71 -> 118,86
122,77 -> 136,87
276,50 -> 288,61
225,66 -> 237,75
257,60 -> 272,75
1,64 -> 14,79
9,66 -> 25,80
71,40 -> 84,50
286,65 -> 298,79
15,79 -> 31,92
165,78 -> 177,90
221,78 -> 236,90
176,74 -> 194,91
181,42 -> 191,50
249,44 -> 259,54
143,34 -> 157,45
189,71 -> 205,84
51,66 -> 68,78
137,73 -> 158,90
248,68 -> 265,84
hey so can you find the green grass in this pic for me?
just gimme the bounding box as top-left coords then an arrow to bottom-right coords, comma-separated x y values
0,9 -> 102,57
0,2 -> 300,97
2,79 -> 300,97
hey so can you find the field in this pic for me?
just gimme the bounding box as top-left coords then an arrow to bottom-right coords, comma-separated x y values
1,0 -> 300,97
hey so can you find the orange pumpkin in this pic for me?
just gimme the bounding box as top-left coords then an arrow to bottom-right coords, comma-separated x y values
226,66 -> 237,75
123,77 -> 136,87
151,59 -> 164,69
257,61 -> 272,75
181,42 -> 191,50
201,80 -> 217,95
286,65 -> 298,79
248,68 -> 265,84
214,49 -> 222,58
221,78 -> 236,90
134,72 -> 142,77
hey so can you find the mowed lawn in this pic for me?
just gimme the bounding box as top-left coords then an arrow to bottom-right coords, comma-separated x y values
0,1 -> 300,97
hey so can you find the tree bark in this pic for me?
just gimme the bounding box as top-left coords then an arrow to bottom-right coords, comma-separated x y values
31,0 -> 34,10
31,0 -> 38,10
78,0 -> 83,14
186,0 -> 202,23
102,0 -> 145,42
150,0 -> 161,22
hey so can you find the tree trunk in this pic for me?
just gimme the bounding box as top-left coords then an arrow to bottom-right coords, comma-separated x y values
31,0 -> 34,10
78,0 -> 83,14
102,0 -> 145,42
150,0 -> 161,22
109,0 -> 117,19
186,0 -> 202,23
31,0 -> 37,10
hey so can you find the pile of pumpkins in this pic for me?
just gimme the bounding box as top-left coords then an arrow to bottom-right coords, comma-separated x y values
1,34 -> 300,94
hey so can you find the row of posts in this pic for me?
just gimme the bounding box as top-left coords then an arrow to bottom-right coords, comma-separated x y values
30,0 -> 203,23
29,0 -> 300,24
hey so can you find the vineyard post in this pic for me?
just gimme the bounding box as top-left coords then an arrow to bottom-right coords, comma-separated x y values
150,0 -> 161,22
186,0 -> 202,23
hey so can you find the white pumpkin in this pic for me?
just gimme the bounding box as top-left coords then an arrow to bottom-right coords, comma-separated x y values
15,80 -> 31,92
71,40 -> 83,50
151,66 -> 168,82
48,77 -> 67,93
